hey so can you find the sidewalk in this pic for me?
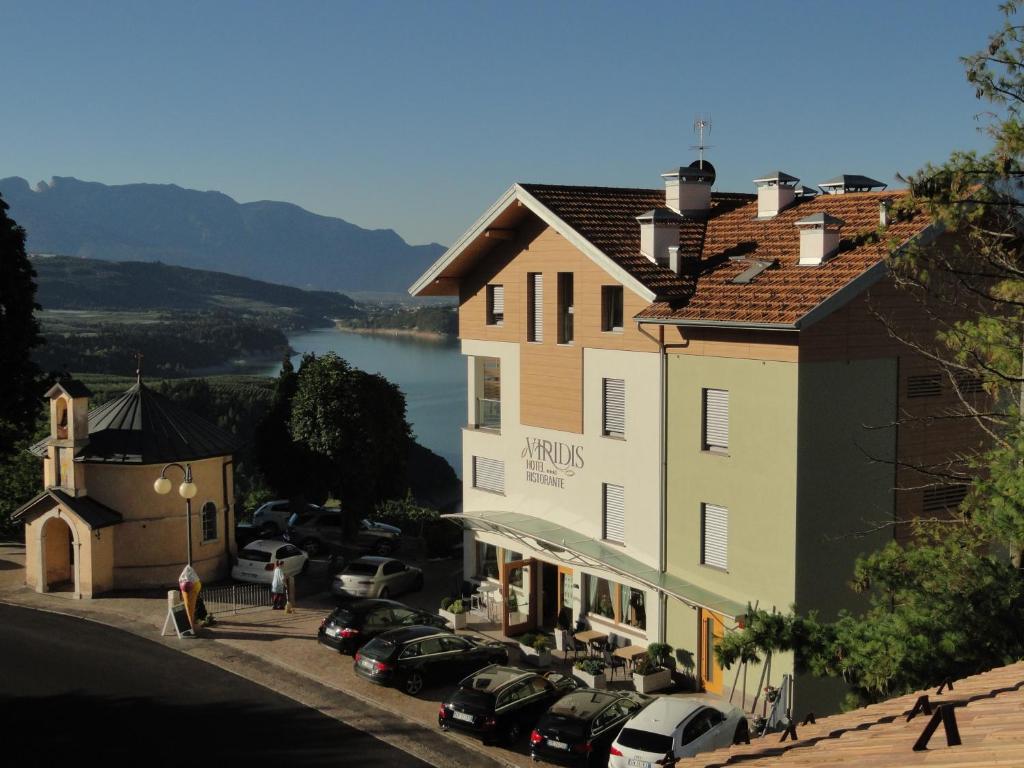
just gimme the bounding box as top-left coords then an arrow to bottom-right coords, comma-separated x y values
0,543 -> 525,768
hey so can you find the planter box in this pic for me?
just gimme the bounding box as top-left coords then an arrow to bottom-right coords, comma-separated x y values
573,669 -> 607,689
439,609 -> 468,630
518,644 -> 552,667
633,667 -> 672,694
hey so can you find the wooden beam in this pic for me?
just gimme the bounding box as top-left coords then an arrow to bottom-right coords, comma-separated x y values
485,228 -> 515,240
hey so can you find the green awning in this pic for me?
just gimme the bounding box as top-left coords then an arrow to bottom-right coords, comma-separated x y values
442,510 -> 747,619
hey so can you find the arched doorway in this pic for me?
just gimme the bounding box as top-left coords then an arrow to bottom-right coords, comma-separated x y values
41,516 -> 77,594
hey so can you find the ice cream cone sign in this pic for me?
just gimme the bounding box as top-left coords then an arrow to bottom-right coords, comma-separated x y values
178,564 -> 202,631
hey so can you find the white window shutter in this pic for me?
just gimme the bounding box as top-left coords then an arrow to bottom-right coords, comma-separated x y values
702,503 -> 728,569
603,378 -> 626,436
603,483 -> 625,544
473,456 -> 505,494
491,285 -> 504,315
703,389 -> 729,450
529,273 -> 544,341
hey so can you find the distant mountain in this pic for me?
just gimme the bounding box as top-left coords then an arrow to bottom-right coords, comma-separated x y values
30,254 -> 361,325
1,176 -> 446,293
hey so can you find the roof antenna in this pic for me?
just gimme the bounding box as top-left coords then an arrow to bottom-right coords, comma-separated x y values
135,351 -> 144,385
691,114 -> 713,169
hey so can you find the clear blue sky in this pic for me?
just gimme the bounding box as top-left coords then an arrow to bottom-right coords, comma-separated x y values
0,0 -> 1004,246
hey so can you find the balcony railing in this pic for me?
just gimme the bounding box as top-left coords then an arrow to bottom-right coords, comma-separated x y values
477,398 -> 501,430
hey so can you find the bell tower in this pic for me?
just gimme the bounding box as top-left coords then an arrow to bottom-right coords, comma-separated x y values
44,380 -> 93,495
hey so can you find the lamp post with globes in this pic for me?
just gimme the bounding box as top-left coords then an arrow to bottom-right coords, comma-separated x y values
153,462 -> 198,566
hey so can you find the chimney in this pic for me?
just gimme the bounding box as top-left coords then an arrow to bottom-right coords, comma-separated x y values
819,174 -> 887,195
753,171 -> 799,218
662,165 -> 713,213
794,213 -> 844,266
637,208 -> 684,265
879,199 -> 891,227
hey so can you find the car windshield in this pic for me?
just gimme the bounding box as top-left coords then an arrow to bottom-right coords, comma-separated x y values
616,728 -> 673,754
549,691 -> 617,719
345,562 -> 379,576
360,637 -> 396,659
330,607 -> 354,622
238,548 -> 272,563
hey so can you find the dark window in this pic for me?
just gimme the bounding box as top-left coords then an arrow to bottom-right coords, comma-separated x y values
418,637 -> 445,655
276,545 -> 301,558
558,272 -> 574,344
201,501 -> 218,542
617,729 -> 673,754
602,286 -> 624,331
239,548 -> 272,563
345,562 -> 379,575
441,636 -> 471,652
923,484 -> 969,513
907,373 -> 942,398
365,608 -> 393,628
487,284 -> 504,326
399,643 -> 422,659
603,378 -> 626,437
528,677 -> 550,695
681,708 -> 715,745
382,560 -> 404,575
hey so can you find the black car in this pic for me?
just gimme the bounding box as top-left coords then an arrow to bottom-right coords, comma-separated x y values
439,665 -> 579,745
317,599 -> 449,654
353,625 -> 509,695
530,689 -> 652,766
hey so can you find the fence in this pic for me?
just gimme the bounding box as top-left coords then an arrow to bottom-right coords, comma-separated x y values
202,582 -> 271,614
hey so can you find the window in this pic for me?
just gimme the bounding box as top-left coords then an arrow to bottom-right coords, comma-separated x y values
201,501 -> 217,542
476,542 -> 499,579
602,286 -> 624,331
557,272 -> 574,344
701,503 -> 728,570
603,483 -> 625,544
603,378 -> 626,437
382,560 -> 404,575
585,575 -> 646,632
472,456 -> 505,494
441,636 -> 471,652
418,637 -> 445,655
528,273 -> 544,342
619,585 -> 646,630
586,576 -> 616,619
702,388 -> 729,452
477,357 -> 501,429
907,373 -> 942,398
923,484 -> 969,513
683,708 -> 716,745
486,284 -> 504,326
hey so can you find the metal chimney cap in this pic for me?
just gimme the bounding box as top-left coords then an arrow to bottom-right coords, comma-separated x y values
753,171 -> 800,186
795,212 -> 845,228
636,207 -> 686,223
661,166 -> 715,183
819,174 -> 887,193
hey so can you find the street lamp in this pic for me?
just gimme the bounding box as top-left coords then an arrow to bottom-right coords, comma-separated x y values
154,462 -> 198,566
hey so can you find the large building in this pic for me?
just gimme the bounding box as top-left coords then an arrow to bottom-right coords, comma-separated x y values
411,164 -> 977,713
14,378 -> 239,597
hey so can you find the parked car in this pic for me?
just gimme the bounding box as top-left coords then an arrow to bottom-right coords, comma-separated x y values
353,625 -> 509,695
317,598 -> 450,654
608,697 -> 748,768
330,556 -> 423,599
252,499 -> 320,537
531,689 -> 651,766
230,540 -> 308,584
354,517 -> 402,554
285,507 -> 349,555
439,665 -> 579,745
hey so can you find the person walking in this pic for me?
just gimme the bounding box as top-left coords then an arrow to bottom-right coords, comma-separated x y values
271,561 -> 287,610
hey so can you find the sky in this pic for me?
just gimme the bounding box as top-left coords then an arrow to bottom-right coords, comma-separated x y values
0,0 -> 1006,246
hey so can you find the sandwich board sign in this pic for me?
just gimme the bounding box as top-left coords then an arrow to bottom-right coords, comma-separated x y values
161,591 -> 195,639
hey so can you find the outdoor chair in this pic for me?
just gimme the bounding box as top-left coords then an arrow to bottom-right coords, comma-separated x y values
603,647 -> 627,680
561,629 -> 585,662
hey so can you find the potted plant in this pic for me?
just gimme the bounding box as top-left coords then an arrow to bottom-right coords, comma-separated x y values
573,658 -> 607,689
517,632 -> 552,666
632,642 -> 675,694
439,597 -> 469,630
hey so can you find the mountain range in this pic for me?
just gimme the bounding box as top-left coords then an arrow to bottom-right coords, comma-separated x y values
0,176 -> 445,294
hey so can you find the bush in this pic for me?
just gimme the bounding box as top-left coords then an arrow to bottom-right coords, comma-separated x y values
440,596 -> 453,612
574,659 -> 606,675
518,632 -> 538,648
449,599 -> 466,614
533,635 -> 551,652
646,642 -> 676,670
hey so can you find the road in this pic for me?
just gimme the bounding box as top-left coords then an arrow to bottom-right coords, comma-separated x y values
0,603 -> 433,767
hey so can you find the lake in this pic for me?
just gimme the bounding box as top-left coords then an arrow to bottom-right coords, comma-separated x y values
262,328 -> 465,476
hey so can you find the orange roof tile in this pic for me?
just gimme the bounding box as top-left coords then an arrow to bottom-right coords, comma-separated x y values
520,184 -> 925,327
674,661 -> 1024,768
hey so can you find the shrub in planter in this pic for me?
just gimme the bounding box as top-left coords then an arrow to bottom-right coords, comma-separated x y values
516,632 -> 552,666
439,596 -> 468,629
633,643 -> 675,694
573,658 -> 607,689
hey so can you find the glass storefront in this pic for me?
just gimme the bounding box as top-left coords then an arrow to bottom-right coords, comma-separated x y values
584,574 -> 646,632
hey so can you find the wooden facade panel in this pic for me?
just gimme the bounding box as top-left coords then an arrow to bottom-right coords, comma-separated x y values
659,325 -> 799,362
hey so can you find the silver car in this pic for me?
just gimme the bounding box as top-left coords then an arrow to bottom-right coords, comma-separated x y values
331,556 -> 424,599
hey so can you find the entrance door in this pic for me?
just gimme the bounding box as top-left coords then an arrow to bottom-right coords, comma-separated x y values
541,563 -> 558,628
502,558 -> 536,636
699,609 -> 726,694
42,516 -> 74,591
556,566 -> 574,627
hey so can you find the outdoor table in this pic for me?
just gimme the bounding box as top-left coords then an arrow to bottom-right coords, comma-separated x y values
477,582 -> 500,621
613,644 -> 648,671
574,629 -> 608,657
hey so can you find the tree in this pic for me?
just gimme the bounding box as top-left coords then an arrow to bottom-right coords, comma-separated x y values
0,193 -> 44,459
288,352 -> 411,514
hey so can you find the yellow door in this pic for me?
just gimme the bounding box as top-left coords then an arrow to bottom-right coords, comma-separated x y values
699,609 -> 726,694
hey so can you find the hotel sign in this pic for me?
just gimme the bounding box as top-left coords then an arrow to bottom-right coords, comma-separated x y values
522,437 -> 583,490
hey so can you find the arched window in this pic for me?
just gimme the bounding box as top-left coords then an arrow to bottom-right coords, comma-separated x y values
56,399 -> 69,439
201,501 -> 218,542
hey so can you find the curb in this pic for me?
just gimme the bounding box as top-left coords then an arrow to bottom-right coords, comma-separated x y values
0,591 -> 515,768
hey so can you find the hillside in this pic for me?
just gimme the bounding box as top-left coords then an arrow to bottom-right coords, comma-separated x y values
31,254 -> 360,326
2,176 -> 445,293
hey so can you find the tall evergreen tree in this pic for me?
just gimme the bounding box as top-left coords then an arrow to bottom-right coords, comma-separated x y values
0,193 -> 44,458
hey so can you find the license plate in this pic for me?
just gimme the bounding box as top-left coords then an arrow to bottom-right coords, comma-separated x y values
453,711 -> 474,723
547,740 -> 568,751
358,658 -> 375,671
325,627 -> 339,638
628,760 -> 651,768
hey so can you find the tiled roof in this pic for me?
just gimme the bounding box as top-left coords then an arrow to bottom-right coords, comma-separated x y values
12,488 -> 123,529
521,183 -> 925,326
31,382 -> 239,464
675,661 -> 1024,768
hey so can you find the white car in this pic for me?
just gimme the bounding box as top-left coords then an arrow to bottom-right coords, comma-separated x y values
609,696 -> 748,767
231,539 -> 309,584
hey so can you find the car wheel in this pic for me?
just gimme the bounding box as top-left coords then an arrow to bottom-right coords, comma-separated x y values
733,719 -> 750,745
378,587 -> 390,599
403,671 -> 424,696
506,720 -> 522,744
301,538 -> 320,556
375,540 -> 394,556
